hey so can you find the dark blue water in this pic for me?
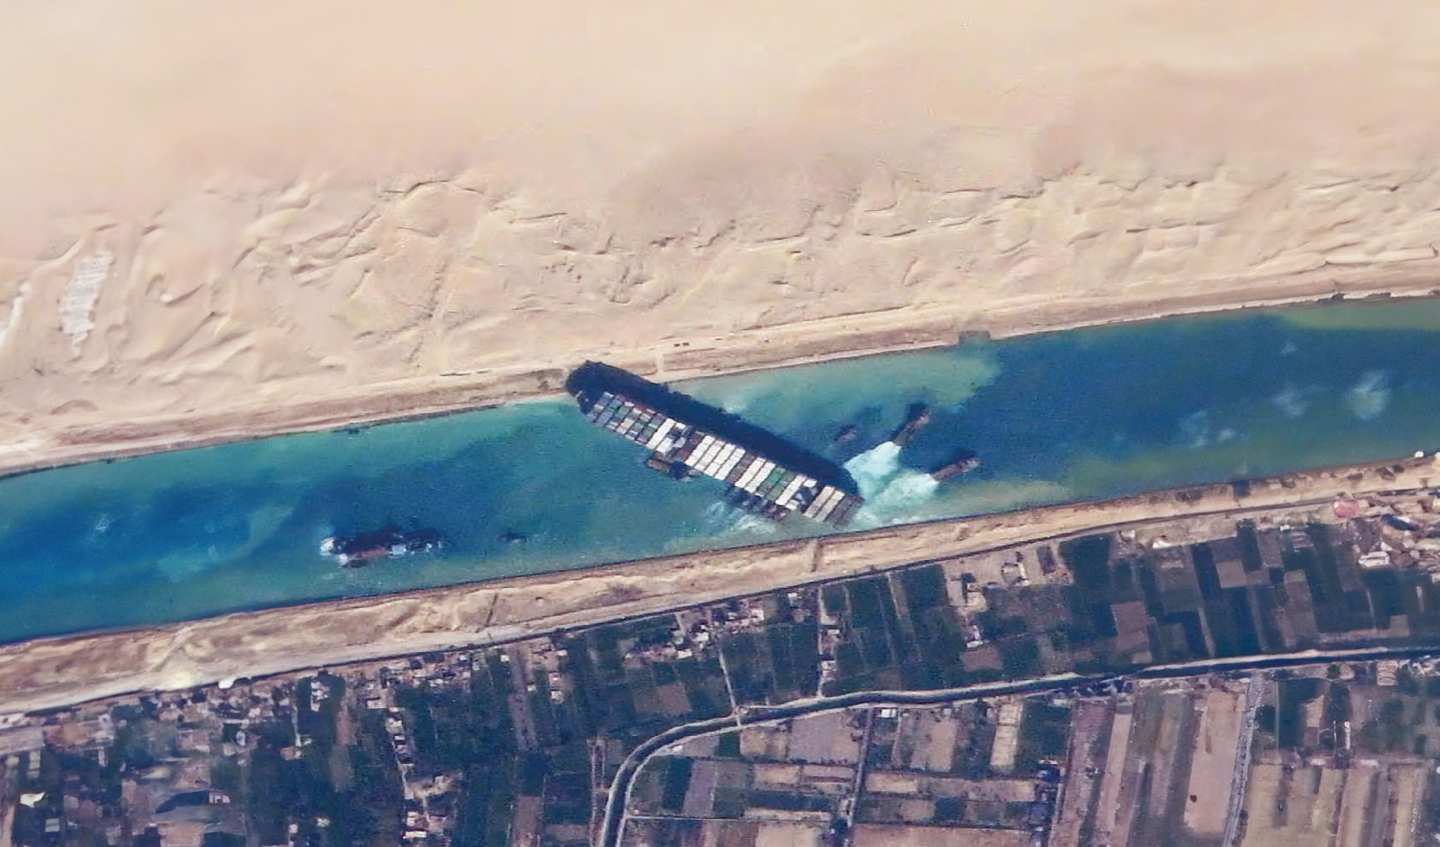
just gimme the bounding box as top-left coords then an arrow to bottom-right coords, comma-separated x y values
2,299 -> 1438,642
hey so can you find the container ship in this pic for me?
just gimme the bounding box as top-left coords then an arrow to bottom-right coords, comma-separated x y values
320,524 -> 444,568
567,362 -> 864,528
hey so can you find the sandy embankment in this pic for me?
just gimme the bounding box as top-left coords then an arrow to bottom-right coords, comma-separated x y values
2,454 -> 1434,715
4,2 -> 1440,472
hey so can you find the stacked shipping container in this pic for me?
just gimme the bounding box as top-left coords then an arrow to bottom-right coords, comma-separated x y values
583,391 -> 862,528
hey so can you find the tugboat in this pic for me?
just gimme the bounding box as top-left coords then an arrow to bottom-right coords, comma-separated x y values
889,403 -> 932,447
931,448 -> 981,481
320,524 -> 444,568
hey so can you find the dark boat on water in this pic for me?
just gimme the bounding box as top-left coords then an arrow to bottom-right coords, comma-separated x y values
931,448 -> 981,480
889,403 -> 932,447
320,524 -> 444,568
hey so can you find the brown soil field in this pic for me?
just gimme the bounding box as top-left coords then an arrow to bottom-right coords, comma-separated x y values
1183,687 -> 1244,836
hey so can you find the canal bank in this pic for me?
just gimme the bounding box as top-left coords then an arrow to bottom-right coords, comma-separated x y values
1,452 -> 1434,716
4,262 -> 1438,481
3,292 -> 1440,645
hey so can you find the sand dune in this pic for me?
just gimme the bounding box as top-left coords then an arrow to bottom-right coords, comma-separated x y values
3,0 -> 1440,465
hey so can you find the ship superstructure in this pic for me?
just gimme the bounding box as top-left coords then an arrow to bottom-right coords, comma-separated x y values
569,363 -> 864,528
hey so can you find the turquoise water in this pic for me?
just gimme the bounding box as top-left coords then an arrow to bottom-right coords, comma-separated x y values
3,299 -> 1440,642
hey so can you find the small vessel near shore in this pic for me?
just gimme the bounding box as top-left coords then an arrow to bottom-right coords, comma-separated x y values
320,524 -> 444,568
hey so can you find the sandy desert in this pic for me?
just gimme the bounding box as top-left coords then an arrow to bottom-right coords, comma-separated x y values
4,1 -> 1440,470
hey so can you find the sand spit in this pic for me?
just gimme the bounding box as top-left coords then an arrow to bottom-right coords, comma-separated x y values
5,1 -> 1440,471
2,453 -> 1435,716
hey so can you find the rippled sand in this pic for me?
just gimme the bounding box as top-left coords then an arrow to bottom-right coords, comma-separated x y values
4,0 -> 1440,469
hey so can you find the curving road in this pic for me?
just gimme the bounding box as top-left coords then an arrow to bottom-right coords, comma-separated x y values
597,642 -> 1440,847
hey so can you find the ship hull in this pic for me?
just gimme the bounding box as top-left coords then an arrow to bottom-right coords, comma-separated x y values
568,362 -> 864,528
320,525 -> 443,568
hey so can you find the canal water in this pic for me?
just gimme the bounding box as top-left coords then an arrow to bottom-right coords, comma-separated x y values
2,299 -> 1440,643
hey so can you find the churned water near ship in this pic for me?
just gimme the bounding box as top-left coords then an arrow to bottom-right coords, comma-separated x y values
2,299 -> 1440,642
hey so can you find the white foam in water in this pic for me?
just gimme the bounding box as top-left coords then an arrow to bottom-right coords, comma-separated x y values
866,471 -> 940,519
1346,370 -> 1391,421
729,513 -> 781,538
843,441 -> 942,528
843,441 -> 905,496
698,500 -> 732,528
1270,384 -> 1309,419
1180,410 -> 1214,449
696,499 -> 779,540
1177,410 -> 1242,450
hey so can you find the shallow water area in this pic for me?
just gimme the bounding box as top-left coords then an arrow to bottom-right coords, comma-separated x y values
2,299 -> 1439,642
